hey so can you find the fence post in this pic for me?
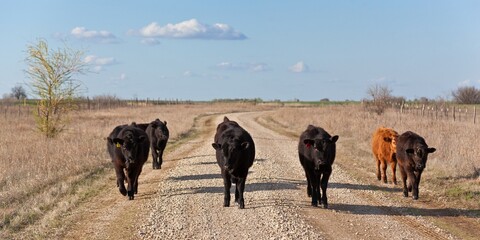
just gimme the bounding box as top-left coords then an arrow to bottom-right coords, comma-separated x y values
453,106 -> 456,122
474,106 -> 477,124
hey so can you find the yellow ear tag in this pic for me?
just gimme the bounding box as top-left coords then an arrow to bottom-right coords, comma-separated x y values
116,143 -> 121,148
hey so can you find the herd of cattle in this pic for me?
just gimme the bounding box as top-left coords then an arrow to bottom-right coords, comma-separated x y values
106,116 -> 436,207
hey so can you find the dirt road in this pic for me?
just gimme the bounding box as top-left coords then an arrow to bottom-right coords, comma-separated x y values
62,111 -> 478,239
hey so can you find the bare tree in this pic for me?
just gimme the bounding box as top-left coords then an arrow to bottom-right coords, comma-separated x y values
365,83 -> 394,115
25,39 -> 86,138
11,84 -> 27,100
452,86 -> 480,104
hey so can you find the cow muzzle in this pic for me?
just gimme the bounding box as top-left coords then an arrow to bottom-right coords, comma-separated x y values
415,163 -> 425,170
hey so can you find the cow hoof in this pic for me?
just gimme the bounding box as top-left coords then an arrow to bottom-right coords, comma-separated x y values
311,202 -> 318,207
119,188 -> 127,196
238,204 -> 245,209
412,196 -> 418,200
321,204 -> 328,209
129,195 -> 134,200
393,181 -> 398,185
403,192 -> 408,198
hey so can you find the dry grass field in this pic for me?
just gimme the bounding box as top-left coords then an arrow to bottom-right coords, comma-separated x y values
0,102 -> 270,236
1,102 -> 479,237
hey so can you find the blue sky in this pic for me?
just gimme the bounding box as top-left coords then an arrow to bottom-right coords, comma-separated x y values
1,1 -> 479,101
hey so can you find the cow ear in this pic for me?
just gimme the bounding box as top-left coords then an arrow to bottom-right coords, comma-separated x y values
224,116 -> 229,122
241,142 -> 250,150
331,135 -> 339,143
164,121 -> 167,126
303,139 -> 315,146
406,149 -> 414,154
383,137 -> 392,142
212,143 -> 221,150
107,137 -> 114,144
427,147 -> 436,153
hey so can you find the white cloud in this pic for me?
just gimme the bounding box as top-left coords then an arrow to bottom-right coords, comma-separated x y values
71,27 -> 119,43
183,70 -> 200,77
84,55 -> 117,72
215,62 -> 269,72
140,38 -> 161,45
135,19 -> 246,41
251,63 -> 268,72
458,79 -> 471,86
289,61 -> 309,73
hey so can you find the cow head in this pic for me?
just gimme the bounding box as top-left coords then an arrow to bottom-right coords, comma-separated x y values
303,135 -> 339,170
405,144 -> 436,171
212,137 -> 250,173
152,119 -> 169,142
383,130 -> 399,154
113,131 -> 147,168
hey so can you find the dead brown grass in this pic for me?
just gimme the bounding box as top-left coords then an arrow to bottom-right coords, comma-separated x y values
0,102 -> 272,238
256,104 -> 480,209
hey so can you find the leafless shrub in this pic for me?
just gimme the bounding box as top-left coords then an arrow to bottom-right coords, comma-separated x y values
452,86 -> 480,104
364,83 -> 395,115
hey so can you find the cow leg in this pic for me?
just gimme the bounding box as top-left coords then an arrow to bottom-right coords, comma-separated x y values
115,167 -> 127,196
390,160 -> 397,185
399,166 -> 408,197
126,170 -> 136,200
235,178 -> 246,209
152,147 -> 159,169
320,168 -> 332,209
222,172 -> 232,207
305,171 -> 312,197
376,159 -> 381,181
157,149 -> 164,169
309,171 -> 319,207
381,160 -> 388,183
134,166 -> 143,195
412,171 -> 423,200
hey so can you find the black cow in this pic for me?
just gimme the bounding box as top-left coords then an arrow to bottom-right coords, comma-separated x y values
396,131 -> 436,200
298,125 -> 338,208
212,116 -> 255,209
145,119 -> 169,169
107,123 -> 150,200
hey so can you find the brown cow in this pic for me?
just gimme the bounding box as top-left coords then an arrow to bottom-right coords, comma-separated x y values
372,127 -> 399,185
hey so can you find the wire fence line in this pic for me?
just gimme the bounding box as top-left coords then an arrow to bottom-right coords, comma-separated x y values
0,98 -> 195,119
391,102 -> 478,124
2,99 -> 479,124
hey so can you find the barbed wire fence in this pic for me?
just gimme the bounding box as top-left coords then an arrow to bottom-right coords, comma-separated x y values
366,100 -> 479,124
